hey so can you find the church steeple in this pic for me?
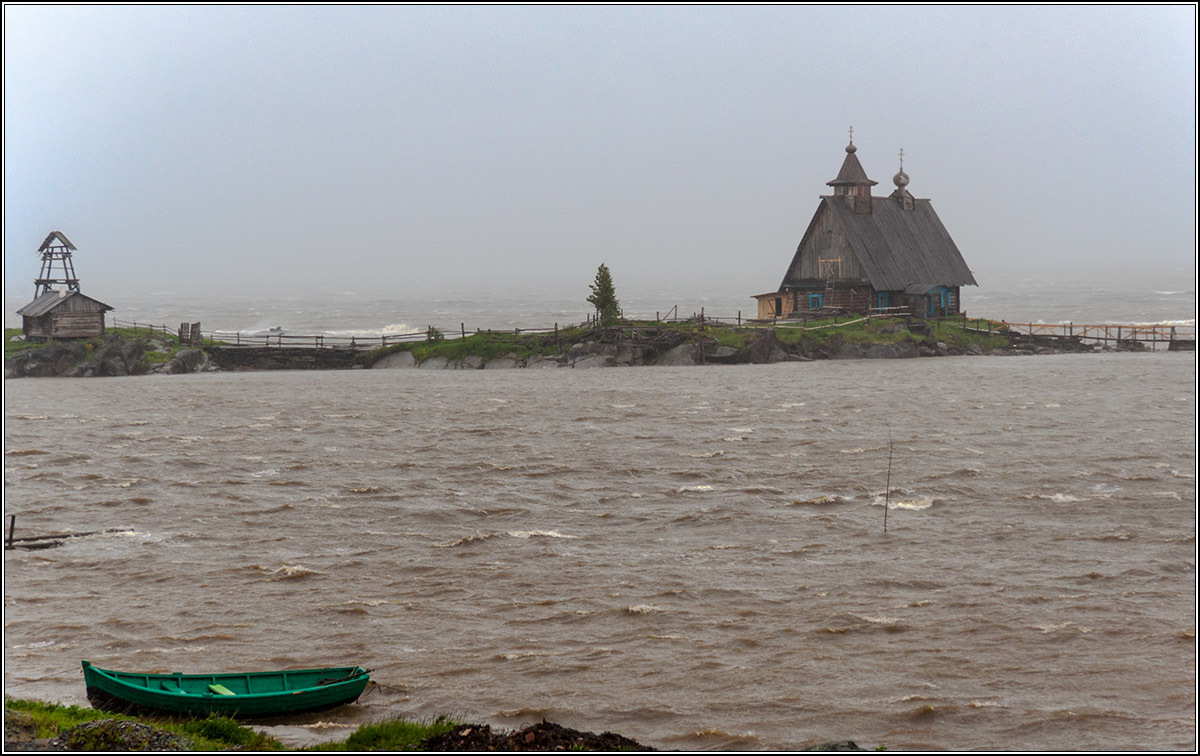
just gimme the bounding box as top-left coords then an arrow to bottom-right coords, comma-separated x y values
826,128 -> 877,214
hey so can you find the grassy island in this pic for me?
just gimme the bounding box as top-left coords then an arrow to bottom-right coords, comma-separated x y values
364,315 -> 1015,368
6,315 -> 1026,377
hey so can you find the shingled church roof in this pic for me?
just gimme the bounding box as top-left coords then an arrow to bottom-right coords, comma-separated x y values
806,194 -> 978,291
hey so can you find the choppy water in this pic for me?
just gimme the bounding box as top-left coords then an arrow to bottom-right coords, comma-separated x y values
4,352 -> 1195,750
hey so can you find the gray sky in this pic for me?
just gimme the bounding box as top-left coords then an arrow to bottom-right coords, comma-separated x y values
4,5 -> 1196,303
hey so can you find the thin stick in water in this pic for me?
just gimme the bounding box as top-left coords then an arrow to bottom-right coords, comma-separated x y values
884,431 -> 893,533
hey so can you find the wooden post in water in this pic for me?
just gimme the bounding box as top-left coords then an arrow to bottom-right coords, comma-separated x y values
7,515 -> 14,549
884,433 -> 893,534
462,323 -> 466,340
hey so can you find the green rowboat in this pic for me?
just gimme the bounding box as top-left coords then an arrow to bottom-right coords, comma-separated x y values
81,660 -> 371,718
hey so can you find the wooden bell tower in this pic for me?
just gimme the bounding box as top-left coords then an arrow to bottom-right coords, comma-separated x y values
34,231 -> 81,298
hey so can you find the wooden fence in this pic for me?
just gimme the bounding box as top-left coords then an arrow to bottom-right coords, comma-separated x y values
112,314 -> 1196,351
113,318 -> 564,350
990,322 -> 1195,349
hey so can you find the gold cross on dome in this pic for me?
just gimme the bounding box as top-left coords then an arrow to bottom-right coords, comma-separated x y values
899,148 -> 905,170
849,125 -> 854,144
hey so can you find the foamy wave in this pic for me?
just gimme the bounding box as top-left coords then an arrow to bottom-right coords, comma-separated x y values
688,450 -> 725,458
498,651 -> 543,660
857,614 -> 898,625
507,530 -> 577,539
792,494 -> 850,506
675,485 -> 716,493
441,533 -> 497,547
873,494 -> 934,510
325,323 -> 421,337
258,564 -> 324,580
625,604 -> 660,614
100,478 -> 142,488
1023,493 -> 1084,503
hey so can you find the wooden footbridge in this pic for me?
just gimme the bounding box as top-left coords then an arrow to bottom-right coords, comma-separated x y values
966,321 -> 1194,350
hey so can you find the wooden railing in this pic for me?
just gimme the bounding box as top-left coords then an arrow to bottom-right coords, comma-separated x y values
110,315 -> 1196,350
968,321 -> 1194,346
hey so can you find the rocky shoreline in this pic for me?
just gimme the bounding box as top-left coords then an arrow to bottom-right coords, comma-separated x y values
4,322 -> 1154,379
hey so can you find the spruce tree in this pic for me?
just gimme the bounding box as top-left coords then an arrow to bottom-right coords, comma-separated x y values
587,264 -> 621,326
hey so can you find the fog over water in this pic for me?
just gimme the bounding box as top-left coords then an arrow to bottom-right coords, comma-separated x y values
4,351 -> 1196,751
3,6 -> 1196,306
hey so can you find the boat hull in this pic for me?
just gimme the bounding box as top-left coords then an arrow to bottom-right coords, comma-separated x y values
81,660 -> 370,718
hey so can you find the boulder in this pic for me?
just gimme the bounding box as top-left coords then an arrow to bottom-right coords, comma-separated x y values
746,329 -> 780,364
525,354 -> 564,368
161,349 -> 208,375
705,345 -> 742,364
832,343 -> 865,360
417,356 -> 449,369
571,353 -> 616,369
654,343 -> 699,366
483,354 -> 524,369
372,350 -> 416,369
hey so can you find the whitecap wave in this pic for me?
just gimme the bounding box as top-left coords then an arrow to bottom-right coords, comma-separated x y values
507,530 -> 577,539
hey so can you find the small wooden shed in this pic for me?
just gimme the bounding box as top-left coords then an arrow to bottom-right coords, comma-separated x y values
17,290 -> 114,340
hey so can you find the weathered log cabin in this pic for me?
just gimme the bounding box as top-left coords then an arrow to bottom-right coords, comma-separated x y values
754,138 -> 976,319
16,231 -> 113,339
17,290 -> 114,340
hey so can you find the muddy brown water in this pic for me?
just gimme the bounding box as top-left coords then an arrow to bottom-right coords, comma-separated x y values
4,353 -> 1195,750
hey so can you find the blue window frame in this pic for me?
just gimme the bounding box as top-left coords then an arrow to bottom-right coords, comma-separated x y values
927,286 -> 951,315
877,292 -> 889,309
809,293 -> 823,310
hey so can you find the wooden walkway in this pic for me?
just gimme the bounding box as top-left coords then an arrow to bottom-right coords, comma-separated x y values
968,322 -> 1195,349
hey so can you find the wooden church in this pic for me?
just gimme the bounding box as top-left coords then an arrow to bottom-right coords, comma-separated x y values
16,231 -> 113,340
753,134 -> 976,319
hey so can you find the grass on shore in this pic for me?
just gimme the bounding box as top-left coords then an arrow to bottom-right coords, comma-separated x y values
4,697 -> 282,750
771,315 -> 1010,354
365,315 -> 1010,366
5,327 -> 181,363
4,697 -> 465,751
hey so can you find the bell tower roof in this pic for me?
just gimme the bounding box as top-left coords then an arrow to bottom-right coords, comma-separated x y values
827,129 -> 878,188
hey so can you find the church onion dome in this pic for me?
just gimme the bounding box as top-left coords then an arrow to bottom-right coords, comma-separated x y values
893,170 -> 909,188
827,141 -> 878,187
